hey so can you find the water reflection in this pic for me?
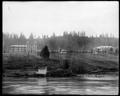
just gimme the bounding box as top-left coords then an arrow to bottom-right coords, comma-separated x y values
2,75 -> 119,95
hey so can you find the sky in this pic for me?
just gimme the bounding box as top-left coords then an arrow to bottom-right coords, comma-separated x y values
3,1 -> 119,38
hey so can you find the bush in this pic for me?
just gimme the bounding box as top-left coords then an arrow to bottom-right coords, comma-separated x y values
40,45 -> 50,59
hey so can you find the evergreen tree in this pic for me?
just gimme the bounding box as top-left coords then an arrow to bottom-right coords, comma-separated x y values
40,45 -> 50,59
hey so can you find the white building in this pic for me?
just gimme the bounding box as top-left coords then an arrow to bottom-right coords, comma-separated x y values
9,41 -> 37,56
92,46 -> 117,54
26,41 -> 37,56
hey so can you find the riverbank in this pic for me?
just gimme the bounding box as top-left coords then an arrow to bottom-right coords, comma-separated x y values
3,53 -> 119,77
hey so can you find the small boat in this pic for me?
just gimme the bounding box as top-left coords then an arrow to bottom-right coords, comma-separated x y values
35,67 -> 47,77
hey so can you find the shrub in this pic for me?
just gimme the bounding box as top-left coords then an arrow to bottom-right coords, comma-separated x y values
40,45 -> 50,59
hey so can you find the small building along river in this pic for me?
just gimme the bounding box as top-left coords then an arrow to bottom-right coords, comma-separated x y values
92,46 -> 118,54
9,41 -> 38,56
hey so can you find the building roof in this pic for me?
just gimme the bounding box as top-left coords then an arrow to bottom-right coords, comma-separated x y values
10,45 -> 27,48
93,46 -> 115,50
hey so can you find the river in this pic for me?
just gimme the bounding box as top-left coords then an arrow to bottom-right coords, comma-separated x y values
2,75 -> 119,95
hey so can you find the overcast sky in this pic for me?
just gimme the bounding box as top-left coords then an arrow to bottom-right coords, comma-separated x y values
3,1 -> 119,38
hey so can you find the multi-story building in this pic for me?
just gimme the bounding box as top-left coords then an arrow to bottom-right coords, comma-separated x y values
9,45 -> 27,55
9,41 -> 37,56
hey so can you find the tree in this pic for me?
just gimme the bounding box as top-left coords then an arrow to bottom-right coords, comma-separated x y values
48,38 -> 58,50
19,33 -> 26,44
40,45 -> 50,59
52,32 -> 56,38
29,33 -> 34,39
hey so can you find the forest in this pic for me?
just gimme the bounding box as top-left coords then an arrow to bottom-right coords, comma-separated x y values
3,31 -> 119,52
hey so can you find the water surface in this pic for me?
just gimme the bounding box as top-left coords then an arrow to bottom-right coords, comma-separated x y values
2,75 -> 119,95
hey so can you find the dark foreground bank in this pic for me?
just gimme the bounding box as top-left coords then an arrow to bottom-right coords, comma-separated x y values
3,53 -> 119,77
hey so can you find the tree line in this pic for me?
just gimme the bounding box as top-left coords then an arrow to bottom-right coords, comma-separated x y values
3,31 -> 119,52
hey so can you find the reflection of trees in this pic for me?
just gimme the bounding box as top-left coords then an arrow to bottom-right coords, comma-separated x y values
36,78 -> 55,94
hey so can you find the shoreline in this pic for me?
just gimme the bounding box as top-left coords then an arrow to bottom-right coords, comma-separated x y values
3,54 -> 119,78
2,71 -> 119,78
